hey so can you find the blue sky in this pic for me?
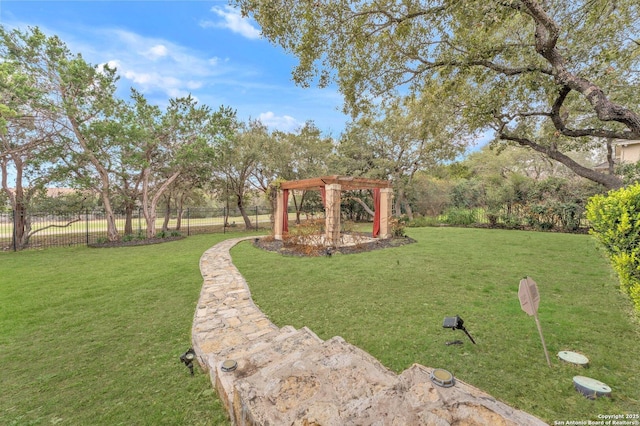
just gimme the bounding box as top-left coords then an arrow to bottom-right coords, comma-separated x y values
0,0 -> 348,135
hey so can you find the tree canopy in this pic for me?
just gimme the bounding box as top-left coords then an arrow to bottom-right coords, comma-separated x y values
234,0 -> 640,188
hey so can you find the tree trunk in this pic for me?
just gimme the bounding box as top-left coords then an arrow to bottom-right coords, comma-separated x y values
606,139 -> 615,175
100,189 -> 119,241
162,198 -> 171,232
13,203 -> 27,250
175,195 -> 185,231
236,194 -> 253,230
142,170 -> 181,238
395,185 -> 414,220
4,157 -> 29,249
124,203 -> 134,235
402,198 -> 414,221
348,196 -> 375,217
21,214 -> 33,248
292,191 -> 308,224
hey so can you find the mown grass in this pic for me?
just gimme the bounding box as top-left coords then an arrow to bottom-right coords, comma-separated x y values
0,233 -> 252,426
231,227 -> 640,424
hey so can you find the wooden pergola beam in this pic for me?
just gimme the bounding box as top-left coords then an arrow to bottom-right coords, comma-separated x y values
279,175 -> 392,191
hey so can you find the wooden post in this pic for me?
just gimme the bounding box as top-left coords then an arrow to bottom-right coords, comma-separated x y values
379,188 -> 393,239
324,184 -> 341,246
274,190 -> 284,240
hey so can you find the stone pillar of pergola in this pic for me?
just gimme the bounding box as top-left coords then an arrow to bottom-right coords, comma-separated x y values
274,175 -> 393,246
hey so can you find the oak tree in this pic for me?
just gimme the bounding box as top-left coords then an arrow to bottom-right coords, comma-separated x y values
234,0 -> 640,189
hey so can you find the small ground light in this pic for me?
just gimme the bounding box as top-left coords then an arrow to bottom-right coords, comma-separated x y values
442,315 -> 476,344
430,368 -> 455,388
221,359 -> 237,372
180,348 -> 196,375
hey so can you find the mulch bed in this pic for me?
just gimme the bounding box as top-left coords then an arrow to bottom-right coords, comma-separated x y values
253,234 -> 416,257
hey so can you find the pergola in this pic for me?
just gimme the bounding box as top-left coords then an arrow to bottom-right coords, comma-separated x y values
273,175 -> 394,246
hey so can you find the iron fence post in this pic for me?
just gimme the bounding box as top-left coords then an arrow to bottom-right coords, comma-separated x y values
85,209 -> 89,246
12,209 -> 16,252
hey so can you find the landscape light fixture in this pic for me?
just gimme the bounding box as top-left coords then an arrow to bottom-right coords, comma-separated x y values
180,348 -> 196,375
442,315 -> 476,344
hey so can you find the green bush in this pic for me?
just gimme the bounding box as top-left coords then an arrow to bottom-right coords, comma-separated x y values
586,184 -> 640,313
442,208 -> 476,226
499,213 -> 522,229
407,215 -> 440,227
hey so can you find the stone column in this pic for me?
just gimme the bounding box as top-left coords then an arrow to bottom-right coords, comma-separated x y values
274,190 -> 284,240
324,184 -> 341,246
379,188 -> 394,239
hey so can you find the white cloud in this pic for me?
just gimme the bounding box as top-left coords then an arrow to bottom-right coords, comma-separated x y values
258,112 -> 302,132
201,6 -> 261,40
186,80 -> 203,90
75,29 -> 233,100
145,44 -> 168,60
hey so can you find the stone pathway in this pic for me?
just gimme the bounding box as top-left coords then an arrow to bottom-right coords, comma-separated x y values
192,237 -> 548,426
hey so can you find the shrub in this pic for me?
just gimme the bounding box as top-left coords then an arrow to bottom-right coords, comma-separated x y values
389,217 -> 406,237
586,184 -> 640,313
407,215 -> 440,227
500,213 -> 522,229
282,219 -> 325,256
442,208 -> 476,226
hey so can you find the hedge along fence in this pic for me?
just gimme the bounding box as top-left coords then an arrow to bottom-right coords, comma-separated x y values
407,203 -> 590,232
587,183 -> 640,314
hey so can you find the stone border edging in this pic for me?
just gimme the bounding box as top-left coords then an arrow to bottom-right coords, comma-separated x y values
192,237 -> 549,426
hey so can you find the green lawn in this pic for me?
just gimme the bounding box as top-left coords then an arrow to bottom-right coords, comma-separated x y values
231,227 -> 640,424
0,234 -> 246,426
2,227 -> 638,425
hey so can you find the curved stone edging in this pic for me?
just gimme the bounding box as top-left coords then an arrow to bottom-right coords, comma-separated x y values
192,237 -> 549,426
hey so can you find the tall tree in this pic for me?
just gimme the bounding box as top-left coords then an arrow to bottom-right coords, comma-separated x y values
137,95 -> 233,238
0,27 -> 91,248
212,119 -> 264,230
286,121 -> 334,223
1,26 -> 125,241
234,0 -> 640,188
339,97 -> 467,218
250,128 -> 293,217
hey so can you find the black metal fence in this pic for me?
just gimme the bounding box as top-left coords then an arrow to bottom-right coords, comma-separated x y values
1,207 -> 272,251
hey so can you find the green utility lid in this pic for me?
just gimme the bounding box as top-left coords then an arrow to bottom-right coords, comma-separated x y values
558,351 -> 589,367
573,376 -> 611,399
